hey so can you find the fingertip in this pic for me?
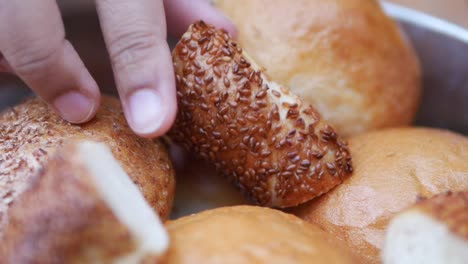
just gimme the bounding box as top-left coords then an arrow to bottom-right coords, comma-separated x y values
220,17 -> 238,39
53,90 -> 100,124
165,0 -> 238,39
52,56 -> 102,124
203,2 -> 238,38
125,88 -> 177,138
206,9 -> 238,39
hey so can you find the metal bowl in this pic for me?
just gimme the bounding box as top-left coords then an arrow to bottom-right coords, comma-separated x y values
383,2 -> 468,134
0,2 -> 467,134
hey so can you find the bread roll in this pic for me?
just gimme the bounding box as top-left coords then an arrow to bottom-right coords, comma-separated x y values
290,128 -> 468,263
1,141 -> 169,263
165,206 -> 358,263
382,191 -> 468,264
0,96 -> 175,237
171,21 -> 352,208
213,0 -> 421,136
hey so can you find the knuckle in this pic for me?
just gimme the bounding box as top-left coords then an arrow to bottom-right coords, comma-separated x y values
108,28 -> 161,71
10,40 -> 63,77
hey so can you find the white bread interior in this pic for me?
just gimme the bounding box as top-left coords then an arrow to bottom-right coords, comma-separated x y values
1,140 -> 170,263
383,210 -> 468,264
78,141 -> 169,262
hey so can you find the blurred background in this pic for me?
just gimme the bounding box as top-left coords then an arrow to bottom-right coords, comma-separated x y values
389,0 -> 468,28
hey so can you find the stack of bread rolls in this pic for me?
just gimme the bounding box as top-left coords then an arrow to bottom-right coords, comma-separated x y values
1,140 -> 169,263
0,97 -> 174,262
0,0 -> 466,263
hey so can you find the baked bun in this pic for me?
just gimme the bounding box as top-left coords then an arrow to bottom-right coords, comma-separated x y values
0,96 -> 175,237
1,141 -> 169,263
382,191 -> 468,264
213,0 -> 421,136
171,21 -> 352,208
290,128 -> 468,263
165,206 -> 358,263
169,145 -> 248,219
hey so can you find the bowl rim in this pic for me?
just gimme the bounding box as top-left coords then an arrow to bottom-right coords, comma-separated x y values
382,1 -> 468,43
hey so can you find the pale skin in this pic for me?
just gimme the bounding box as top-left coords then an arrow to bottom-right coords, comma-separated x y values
0,0 -> 236,138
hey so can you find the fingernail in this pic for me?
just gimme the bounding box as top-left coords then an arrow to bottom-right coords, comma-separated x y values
212,9 -> 238,38
127,89 -> 164,135
53,91 -> 95,123
228,24 -> 239,39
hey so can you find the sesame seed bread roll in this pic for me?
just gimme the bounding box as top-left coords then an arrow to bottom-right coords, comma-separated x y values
213,0 -> 421,137
0,96 -> 175,237
0,141 -> 169,263
290,128 -> 468,264
171,21 -> 353,208
383,191 -> 468,264
165,206 -> 358,264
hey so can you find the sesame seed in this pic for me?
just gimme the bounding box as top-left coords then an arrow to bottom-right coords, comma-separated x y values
223,77 -> 231,88
198,36 -> 209,44
271,90 -> 281,98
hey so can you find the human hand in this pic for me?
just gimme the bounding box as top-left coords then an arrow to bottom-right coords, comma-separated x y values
0,0 -> 236,137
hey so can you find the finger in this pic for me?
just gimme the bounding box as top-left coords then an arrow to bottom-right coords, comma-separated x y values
164,0 -> 237,38
96,0 -> 177,138
0,0 -> 100,123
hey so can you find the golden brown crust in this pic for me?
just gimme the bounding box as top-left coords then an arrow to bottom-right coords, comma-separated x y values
0,143 -> 141,263
171,21 -> 352,207
290,127 -> 468,264
213,0 -> 421,136
414,191 -> 468,240
0,96 -> 175,236
165,206 -> 358,263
